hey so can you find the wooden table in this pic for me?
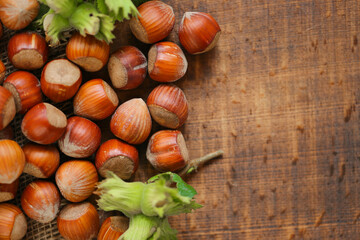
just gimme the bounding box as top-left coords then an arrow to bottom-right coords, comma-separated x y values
2,0 -> 359,239
134,0 -> 360,239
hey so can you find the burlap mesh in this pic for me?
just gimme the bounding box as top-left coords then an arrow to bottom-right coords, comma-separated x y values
2,26 -> 74,239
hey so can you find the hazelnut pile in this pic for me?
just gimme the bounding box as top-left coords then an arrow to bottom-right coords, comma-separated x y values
0,1 -> 222,239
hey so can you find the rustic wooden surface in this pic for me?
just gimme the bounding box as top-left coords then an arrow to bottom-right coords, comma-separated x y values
127,0 -> 360,239
2,0 -> 360,239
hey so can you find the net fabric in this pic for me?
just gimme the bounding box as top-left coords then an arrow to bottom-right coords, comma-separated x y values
2,27 -> 73,239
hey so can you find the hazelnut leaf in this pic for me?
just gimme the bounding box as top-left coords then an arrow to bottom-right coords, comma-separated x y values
148,172 -> 197,199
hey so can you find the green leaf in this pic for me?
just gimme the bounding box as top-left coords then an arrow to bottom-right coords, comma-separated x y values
148,172 -> 197,199
172,173 -> 197,198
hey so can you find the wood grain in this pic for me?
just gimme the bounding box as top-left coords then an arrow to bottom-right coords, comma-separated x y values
138,0 -> 360,239
1,0 -> 359,239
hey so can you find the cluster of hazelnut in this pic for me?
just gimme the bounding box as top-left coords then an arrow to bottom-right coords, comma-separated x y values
0,1 -> 221,240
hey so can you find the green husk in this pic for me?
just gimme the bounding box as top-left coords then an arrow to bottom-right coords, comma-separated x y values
96,0 -> 108,14
148,172 -> 198,198
95,14 -> 116,43
149,217 -> 178,240
120,214 -> 161,240
69,2 -> 101,36
44,13 -> 72,45
120,215 -> 178,240
45,0 -> 77,18
96,172 -> 145,217
37,0 -> 147,43
141,174 -> 202,218
97,171 -> 202,218
104,0 -> 138,20
97,172 -> 202,240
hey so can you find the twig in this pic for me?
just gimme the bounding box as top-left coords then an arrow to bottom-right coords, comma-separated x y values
179,150 -> 224,176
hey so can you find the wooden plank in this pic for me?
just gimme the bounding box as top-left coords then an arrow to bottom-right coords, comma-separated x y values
137,0 -> 360,239
2,0 -> 359,239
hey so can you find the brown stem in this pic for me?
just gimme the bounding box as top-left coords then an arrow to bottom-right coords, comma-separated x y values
179,150 -> 224,176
